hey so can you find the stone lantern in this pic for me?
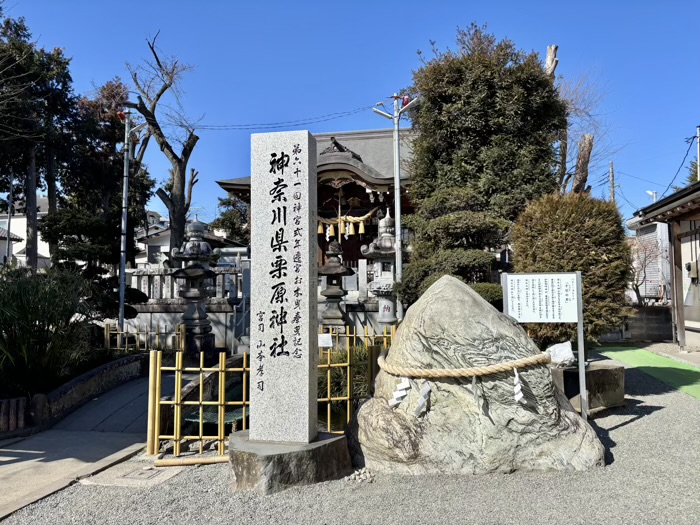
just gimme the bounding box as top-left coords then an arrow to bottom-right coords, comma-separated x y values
360,208 -> 397,325
171,219 -> 220,360
318,240 -> 354,329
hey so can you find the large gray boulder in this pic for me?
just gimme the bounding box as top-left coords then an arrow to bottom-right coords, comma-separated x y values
348,275 -> 604,474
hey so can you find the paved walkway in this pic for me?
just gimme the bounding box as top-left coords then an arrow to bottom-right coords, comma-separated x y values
0,377 -> 153,519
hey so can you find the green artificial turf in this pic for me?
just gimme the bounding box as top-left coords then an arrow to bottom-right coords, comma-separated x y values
598,346 -> 700,400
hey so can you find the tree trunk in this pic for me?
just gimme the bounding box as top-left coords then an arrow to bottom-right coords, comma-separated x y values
571,134 -> 594,194
545,45 -> 559,78
169,162 -> 187,261
25,146 -> 38,271
46,146 -> 58,258
558,124 -> 569,192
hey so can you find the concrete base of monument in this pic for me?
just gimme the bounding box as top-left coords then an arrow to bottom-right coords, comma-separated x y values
550,361 -> 626,415
228,431 -> 352,495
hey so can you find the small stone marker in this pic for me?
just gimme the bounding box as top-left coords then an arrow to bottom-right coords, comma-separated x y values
249,131 -> 318,443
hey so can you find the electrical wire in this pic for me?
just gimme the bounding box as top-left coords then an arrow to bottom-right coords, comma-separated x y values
616,170 -> 664,187
615,184 -> 640,211
660,135 -> 698,198
193,104 -> 377,131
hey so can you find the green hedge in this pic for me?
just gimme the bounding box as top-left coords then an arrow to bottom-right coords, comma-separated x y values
512,193 -> 632,347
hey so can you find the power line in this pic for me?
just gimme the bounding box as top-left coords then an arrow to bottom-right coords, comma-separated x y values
615,184 -> 639,211
661,135 -> 698,197
615,170 -> 665,187
193,104 -> 377,131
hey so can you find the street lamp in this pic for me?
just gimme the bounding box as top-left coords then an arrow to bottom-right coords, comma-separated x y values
117,110 -> 147,332
373,93 -> 419,321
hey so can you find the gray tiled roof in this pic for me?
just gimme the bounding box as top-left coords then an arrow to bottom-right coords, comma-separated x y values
0,226 -> 22,241
217,128 -> 414,189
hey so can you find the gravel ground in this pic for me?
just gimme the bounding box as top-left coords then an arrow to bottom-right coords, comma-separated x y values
4,360 -> 700,525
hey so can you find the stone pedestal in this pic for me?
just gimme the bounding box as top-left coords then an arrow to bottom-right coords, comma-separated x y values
171,219 -> 221,364
229,431 -> 352,494
319,241 -> 354,328
550,361 -> 625,414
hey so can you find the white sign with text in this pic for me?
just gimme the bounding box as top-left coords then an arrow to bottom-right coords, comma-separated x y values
502,273 -> 579,323
501,271 -> 589,420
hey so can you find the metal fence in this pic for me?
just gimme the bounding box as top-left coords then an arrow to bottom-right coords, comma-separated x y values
145,324 -> 395,457
104,323 -> 185,352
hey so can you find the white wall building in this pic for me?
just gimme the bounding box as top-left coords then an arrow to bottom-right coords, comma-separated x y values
626,217 -> 671,304
0,195 -> 51,268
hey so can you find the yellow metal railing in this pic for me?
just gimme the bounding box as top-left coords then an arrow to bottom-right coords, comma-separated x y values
146,324 -> 395,457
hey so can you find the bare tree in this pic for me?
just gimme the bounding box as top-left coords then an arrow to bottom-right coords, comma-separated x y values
548,46 -> 618,194
570,134 -> 594,194
126,32 -> 199,258
630,235 -> 667,306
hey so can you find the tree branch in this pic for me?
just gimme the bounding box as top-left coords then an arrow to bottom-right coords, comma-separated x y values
156,187 -> 173,213
125,97 -> 180,166
147,31 -> 163,71
181,129 -> 199,163
185,168 -> 199,215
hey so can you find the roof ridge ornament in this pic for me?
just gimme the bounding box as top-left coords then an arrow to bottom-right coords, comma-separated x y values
320,136 -> 363,162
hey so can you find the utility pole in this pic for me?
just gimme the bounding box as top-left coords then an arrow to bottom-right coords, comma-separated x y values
373,93 -> 419,321
117,111 -> 146,333
118,111 -> 132,334
609,161 -> 615,204
5,171 -> 12,263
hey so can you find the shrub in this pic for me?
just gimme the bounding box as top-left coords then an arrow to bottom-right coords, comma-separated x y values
469,283 -> 503,312
318,346 -> 370,410
400,249 -> 494,304
512,193 -> 632,347
0,268 -> 96,397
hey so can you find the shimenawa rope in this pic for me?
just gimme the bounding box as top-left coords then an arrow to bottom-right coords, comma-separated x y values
377,351 -> 551,379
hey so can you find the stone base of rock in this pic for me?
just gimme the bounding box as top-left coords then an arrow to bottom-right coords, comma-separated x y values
229,431 -> 352,495
550,362 -> 625,414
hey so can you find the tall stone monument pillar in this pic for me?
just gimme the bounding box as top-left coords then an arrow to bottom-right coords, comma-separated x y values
249,131 -> 318,443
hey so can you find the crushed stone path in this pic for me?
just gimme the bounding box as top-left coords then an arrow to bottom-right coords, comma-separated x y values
4,362 -> 700,525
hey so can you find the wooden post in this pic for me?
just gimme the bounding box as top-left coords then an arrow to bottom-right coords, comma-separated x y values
8,398 -> 16,431
146,350 -> 158,455
670,221 -> 686,348
17,398 -> 25,429
0,399 -> 8,432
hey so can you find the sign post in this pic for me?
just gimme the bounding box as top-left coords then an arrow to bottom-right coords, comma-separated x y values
502,271 -> 588,419
249,131 -> 318,443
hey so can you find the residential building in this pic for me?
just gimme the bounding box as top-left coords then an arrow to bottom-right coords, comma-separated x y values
0,195 -> 51,268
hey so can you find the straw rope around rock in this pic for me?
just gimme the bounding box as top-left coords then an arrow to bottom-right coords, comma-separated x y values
377,351 -> 551,379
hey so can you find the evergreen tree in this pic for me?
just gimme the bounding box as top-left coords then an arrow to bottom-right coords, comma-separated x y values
512,193 -> 632,347
211,196 -> 249,245
401,25 -> 567,304
685,160 -> 698,186
0,12 -> 77,266
39,80 -> 155,269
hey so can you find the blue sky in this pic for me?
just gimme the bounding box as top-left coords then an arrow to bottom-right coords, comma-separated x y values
9,0 -> 700,225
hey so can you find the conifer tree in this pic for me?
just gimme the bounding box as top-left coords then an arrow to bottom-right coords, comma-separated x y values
401,25 -> 567,304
